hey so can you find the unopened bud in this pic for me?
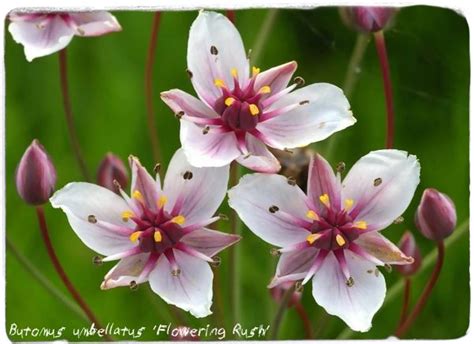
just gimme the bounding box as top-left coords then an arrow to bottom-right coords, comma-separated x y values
96,153 -> 129,193
415,188 -> 457,241
340,7 -> 396,33
15,139 -> 56,205
396,231 -> 421,276
269,281 -> 302,308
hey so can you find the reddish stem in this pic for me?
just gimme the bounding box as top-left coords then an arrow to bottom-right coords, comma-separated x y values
229,162 -> 240,324
374,31 -> 394,149
226,10 -> 236,23
58,49 -> 91,181
294,301 -> 313,339
395,241 -> 445,338
35,206 -> 110,340
396,278 -> 411,331
145,12 -> 163,165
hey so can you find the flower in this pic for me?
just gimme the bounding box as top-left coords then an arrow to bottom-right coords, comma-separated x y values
161,11 -> 356,173
50,149 -> 240,317
229,149 -> 420,331
415,188 -> 457,241
340,7 -> 396,33
8,11 -> 122,61
16,139 -> 57,205
96,153 -> 129,193
396,231 -> 422,276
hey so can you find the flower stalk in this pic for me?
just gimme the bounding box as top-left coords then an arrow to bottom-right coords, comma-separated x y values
229,161 -> 241,325
269,284 -> 296,339
294,301 -> 313,339
396,278 -> 411,330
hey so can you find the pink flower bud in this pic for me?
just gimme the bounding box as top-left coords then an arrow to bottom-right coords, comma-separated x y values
15,139 -> 56,205
269,281 -> 302,307
96,153 -> 128,193
415,188 -> 457,241
396,231 -> 422,276
340,7 -> 396,33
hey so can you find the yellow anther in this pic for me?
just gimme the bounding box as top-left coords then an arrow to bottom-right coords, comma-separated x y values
157,195 -> 167,209
344,199 -> 354,211
129,231 -> 141,243
354,221 -> 367,230
214,79 -> 226,88
306,210 -> 319,221
154,231 -> 162,243
225,97 -> 235,107
249,104 -> 260,116
132,190 -> 144,202
171,215 -> 186,225
121,210 -> 134,222
306,233 -> 321,245
252,66 -> 260,76
319,193 -> 330,207
231,68 -> 238,78
336,234 -> 346,246
259,86 -> 271,94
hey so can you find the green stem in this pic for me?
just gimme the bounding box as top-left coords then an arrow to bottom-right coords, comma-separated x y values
269,284 -> 295,339
229,162 -> 241,326
251,9 -> 279,66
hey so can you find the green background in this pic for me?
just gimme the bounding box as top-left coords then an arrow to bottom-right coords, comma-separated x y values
5,6 -> 469,340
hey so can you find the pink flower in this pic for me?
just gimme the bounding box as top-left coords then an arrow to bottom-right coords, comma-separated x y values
8,11 -> 122,61
51,149 -> 240,317
229,150 -> 420,331
161,11 -> 356,173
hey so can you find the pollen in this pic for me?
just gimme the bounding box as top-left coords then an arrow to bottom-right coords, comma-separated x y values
129,231 -> 141,243
121,210 -> 134,222
231,68 -> 238,78
132,190 -> 144,202
336,234 -> 346,246
249,104 -> 260,116
354,221 -> 367,230
225,97 -> 235,106
306,233 -> 321,245
214,79 -> 226,88
252,66 -> 260,76
154,231 -> 162,243
259,86 -> 271,94
306,210 -> 319,221
344,199 -> 354,211
319,193 -> 330,207
171,215 -> 186,225
157,195 -> 168,208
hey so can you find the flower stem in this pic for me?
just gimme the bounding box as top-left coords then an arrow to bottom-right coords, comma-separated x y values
226,10 -> 236,23
35,206 -> 109,338
251,9 -> 279,66
269,284 -> 295,339
395,241 -> 445,338
374,30 -> 395,149
229,161 -> 241,325
294,301 -> 313,339
58,49 -> 91,181
396,278 -> 411,331
145,12 -> 163,166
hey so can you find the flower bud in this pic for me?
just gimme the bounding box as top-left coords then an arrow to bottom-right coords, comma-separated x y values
340,7 -> 396,33
269,281 -> 302,307
396,231 -> 422,276
96,153 -> 128,193
15,139 -> 56,205
415,188 -> 457,241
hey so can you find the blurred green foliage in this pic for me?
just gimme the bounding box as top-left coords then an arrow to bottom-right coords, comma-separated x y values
5,6 -> 469,341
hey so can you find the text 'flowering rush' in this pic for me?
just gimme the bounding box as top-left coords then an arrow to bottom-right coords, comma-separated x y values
229,149 -> 420,331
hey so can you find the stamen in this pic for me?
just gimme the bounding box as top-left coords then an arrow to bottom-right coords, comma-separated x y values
154,231 -> 162,243
153,163 -> 161,174
259,85 -> 271,94
336,234 -> 346,246
211,256 -> 221,267
231,68 -> 238,78
306,210 -> 319,221
171,269 -> 181,277
129,280 -> 138,290
121,210 -> 134,222
157,195 -> 167,209
344,199 -> 354,211
336,161 -> 346,173
268,205 -> 279,213
354,221 -> 367,230
249,104 -> 260,116
319,194 -> 330,207
252,66 -> 260,76
393,216 -> 404,224
132,190 -> 144,202
129,231 -> 142,243
287,176 -> 297,186
306,233 -> 321,245
171,215 -> 186,225
374,177 -> 382,186
87,215 -> 97,223
92,256 -> 103,265
214,79 -> 226,88
225,97 -> 235,106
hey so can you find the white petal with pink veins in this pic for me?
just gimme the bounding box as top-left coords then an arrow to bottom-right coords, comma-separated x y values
181,228 -> 240,257
180,120 -> 241,167
312,250 -> 386,332
9,15 -> 75,61
342,150 -> 420,231
163,148 -> 229,224
187,11 -> 249,106
228,173 -> 310,247
69,11 -> 121,36
307,154 -> 342,213
50,182 -> 135,256
236,133 -> 281,173
254,61 -> 298,99
257,83 -> 355,150
101,253 -> 150,290
161,89 -> 220,119
149,250 -> 213,318
355,232 -> 414,265
269,247 -> 317,288
129,156 -> 161,212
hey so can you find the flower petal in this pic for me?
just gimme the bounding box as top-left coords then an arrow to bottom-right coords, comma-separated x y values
161,89 -> 219,119
257,83 -> 355,150
163,148 -> 229,224
228,173 -> 310,247
355,232 -> 414,265
342,150 -> 420,231
69,11 -> 121,36
187,11 -> 249,106
269,247 -> 318,288
149,250 -> 213,318
9,15 -> 75,61
181,228 -> 240,257
307,154 -> 341,212
254,61 -> 298,97
236,133 -> 281,173
129,156 -> 161,211
180,121 -> 241,167
312,251 -> 386,332
100,253 -> 150,290
50,182 -> 134,255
